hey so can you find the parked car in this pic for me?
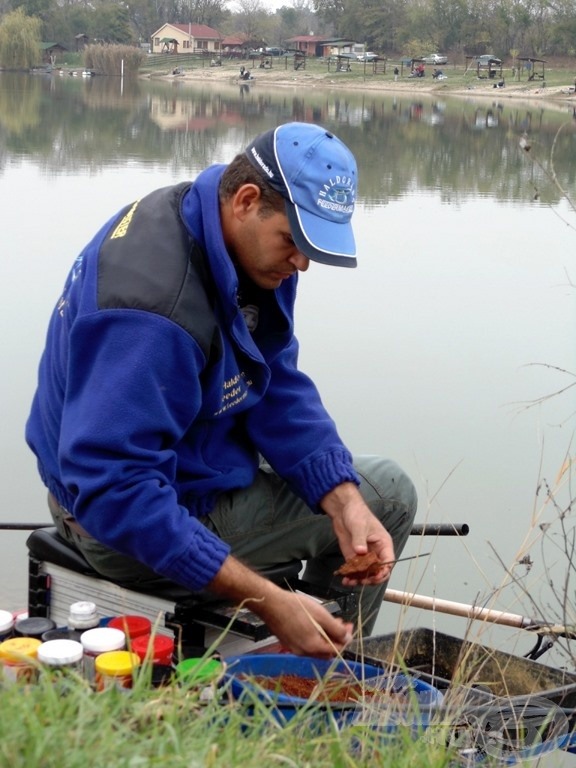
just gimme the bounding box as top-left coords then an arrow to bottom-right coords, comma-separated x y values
475,54 -> 502,66
422,53 -> 448,65
356,52 -> 379,62
264,47 -> 285,56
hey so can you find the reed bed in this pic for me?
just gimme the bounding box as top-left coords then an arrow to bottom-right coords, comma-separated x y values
84,44 -> 145,77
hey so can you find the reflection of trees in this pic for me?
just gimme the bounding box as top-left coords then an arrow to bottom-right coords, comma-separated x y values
0,72 -> 574,207
0,74 -> 42,135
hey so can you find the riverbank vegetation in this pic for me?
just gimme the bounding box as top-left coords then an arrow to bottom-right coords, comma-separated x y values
0,658 -> 458,768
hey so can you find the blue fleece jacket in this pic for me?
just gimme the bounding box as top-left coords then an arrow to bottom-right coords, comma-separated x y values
26,165 -> 359,592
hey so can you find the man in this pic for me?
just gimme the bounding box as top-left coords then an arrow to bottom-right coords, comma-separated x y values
26,122 -> 417,657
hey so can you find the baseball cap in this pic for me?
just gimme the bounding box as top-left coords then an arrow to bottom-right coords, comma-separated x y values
244,122 -> 357,268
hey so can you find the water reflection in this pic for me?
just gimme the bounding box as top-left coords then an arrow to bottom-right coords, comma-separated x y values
1,72 -> 574,207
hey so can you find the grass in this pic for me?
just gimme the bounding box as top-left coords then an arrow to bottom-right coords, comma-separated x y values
0,658 -> 460,768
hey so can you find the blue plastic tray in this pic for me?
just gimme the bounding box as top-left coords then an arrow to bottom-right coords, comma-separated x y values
223,653 -> 443,727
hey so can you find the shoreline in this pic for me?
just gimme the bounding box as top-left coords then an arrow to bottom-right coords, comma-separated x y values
145,63 -> 576,105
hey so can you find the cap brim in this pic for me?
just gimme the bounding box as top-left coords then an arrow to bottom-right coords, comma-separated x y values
285,202 -> 357,268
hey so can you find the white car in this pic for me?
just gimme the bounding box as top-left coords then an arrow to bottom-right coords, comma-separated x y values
356,52 -> 379,62
422,53 -> 448,65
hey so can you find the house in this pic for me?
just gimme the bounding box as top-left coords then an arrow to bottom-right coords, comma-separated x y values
285,35 -> 326,58
75,33 -> 89,52
40,42 -> 68,64
150,23 -> 222,55
285,35 -> 359,59
220,35 -> 247,57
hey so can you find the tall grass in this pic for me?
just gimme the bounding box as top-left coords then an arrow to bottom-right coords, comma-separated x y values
84,44 -> 145,77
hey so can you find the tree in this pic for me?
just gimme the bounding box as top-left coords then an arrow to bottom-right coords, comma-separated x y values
92,4 -> 134,43
234,0 -> 272,42
0,8 -> 42,69
12,0 -> 55,23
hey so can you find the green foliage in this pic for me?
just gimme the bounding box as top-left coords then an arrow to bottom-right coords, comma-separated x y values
83,43 -> 145,76
92,4 -> 134,44
0,8 -> 42,69
12,0 -> 54,23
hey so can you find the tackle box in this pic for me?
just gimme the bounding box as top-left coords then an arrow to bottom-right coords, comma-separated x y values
345,627 -> 576,709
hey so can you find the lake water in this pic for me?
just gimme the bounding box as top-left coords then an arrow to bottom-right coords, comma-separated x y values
1,72 -> 575,681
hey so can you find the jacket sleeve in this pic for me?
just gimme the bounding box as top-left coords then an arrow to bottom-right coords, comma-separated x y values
59,310 -> 230,590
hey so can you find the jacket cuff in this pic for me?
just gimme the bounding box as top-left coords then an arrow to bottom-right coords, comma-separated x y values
163,523 -> 231,592
292,449 -> 360,509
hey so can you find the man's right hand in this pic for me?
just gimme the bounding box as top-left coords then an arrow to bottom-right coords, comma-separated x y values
207,555 -> 353,657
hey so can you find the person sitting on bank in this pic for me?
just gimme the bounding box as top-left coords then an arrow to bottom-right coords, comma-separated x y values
26,122 -> 417,657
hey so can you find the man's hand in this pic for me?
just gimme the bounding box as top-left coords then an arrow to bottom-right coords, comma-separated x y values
207,555 -> 353,657
258,590 -> 354,657
320,482 -> 395,586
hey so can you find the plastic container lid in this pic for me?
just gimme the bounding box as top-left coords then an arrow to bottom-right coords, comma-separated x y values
176,657 -> 224,685
38,639 -> 83,666
41,628 -> 83,643
0,637 -> 42,662
68,601 -> 98,629
80,627 -> 126,653
131,634 -> 174,664
14,617 -> 56,639
0,610 -> 14,635
95,651 -> 140,677
107,615 -> 151,640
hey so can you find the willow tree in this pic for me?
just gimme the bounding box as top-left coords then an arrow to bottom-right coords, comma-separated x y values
0,8 -> 42,69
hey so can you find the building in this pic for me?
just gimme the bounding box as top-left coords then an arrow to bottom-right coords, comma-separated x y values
40,42 -> 68,64
285,35 -> 360,58
220,35 -> 247,57
150,23 -> 222,55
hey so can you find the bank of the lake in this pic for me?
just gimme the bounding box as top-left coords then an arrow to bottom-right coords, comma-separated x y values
141,56 -> 576,105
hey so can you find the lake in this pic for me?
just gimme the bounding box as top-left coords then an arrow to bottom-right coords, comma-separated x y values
1,71 -> 575,676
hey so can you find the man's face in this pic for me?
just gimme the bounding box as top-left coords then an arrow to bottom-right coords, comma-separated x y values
231,205 -> 310,290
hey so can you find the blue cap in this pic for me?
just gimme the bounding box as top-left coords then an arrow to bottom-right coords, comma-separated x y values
245,122 -> 357,268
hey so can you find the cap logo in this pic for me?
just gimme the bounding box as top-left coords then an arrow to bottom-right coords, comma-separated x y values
319,177 -> 354,212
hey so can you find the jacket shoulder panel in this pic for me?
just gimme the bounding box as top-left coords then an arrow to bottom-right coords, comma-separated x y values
98,183 -> 221,360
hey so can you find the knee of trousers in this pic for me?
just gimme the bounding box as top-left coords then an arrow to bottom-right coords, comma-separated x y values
354,456 -> 417,549
354,456 -> 417,513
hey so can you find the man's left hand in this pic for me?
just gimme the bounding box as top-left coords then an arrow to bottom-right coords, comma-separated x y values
320,482 -> 395,585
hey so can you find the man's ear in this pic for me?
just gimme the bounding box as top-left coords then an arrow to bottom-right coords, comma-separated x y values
230,183 -> 261,220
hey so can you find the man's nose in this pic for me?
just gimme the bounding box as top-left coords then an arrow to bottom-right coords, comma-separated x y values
290,250 -> 310,272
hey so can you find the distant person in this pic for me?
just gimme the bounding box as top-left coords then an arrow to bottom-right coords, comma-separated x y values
394,66 -> 399,81
26,122 -> 417,656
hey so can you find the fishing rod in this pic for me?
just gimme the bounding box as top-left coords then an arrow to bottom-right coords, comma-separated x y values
0,522 -> 52,530
383,588 -> 576,641
1,521 -> 471,534
411,523 -> 469,536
